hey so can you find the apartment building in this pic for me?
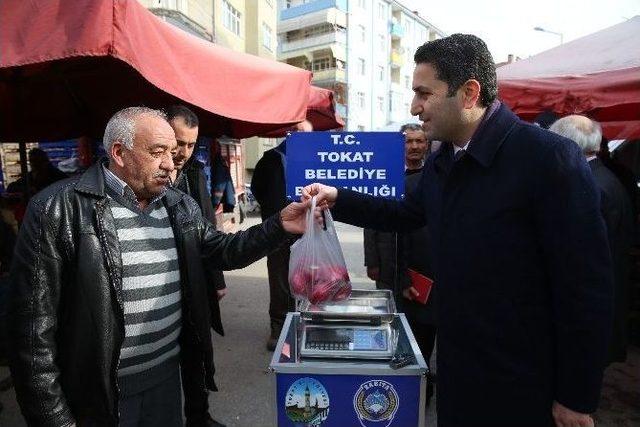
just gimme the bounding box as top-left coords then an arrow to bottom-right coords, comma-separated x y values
277,0 -> 445,130
140,0 -> 279,177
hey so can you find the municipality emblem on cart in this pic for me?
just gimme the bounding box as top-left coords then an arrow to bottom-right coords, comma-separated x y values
353,380 -> 399,427
285,377 -> 330,426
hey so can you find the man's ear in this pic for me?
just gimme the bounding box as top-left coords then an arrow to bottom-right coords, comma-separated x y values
460,79 -> 481,109
110,141 -> 126,168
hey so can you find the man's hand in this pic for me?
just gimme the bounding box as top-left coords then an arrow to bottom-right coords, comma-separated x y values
280,200 -> 312,234
366,266 -> 380,281
301,183 -> 338,208
552,401 -> 594,427
216,289 -> 227,300
402,286 -> 419,301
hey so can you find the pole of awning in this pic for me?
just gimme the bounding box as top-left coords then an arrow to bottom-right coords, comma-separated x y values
18,143 -> 31,201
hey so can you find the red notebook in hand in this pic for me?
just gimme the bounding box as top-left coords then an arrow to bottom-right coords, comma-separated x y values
407,269 -> 434,305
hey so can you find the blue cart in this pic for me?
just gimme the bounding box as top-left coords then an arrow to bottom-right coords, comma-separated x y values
270,310 -> 428,427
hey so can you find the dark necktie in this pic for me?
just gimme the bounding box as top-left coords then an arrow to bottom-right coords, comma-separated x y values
454,149 -> 466,162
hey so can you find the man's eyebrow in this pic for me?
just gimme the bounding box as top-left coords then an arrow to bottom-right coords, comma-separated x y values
412,86 -> 430,92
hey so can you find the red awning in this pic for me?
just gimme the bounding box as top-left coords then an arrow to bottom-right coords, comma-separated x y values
0,0 -> 312,141
497,16 -> 640,140
260,86 -> 344,137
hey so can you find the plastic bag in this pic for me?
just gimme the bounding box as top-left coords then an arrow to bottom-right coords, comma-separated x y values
288,196 -> 352,305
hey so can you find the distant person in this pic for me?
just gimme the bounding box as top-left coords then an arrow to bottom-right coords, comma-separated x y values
166,105 -> 227,427
6,148 -> 67,224
6,148 -> 67,195
210,142 -> 235,214
551,115 -> 633,363
533,110 -> 559,129
363,123 -> 427,290
251,120 -> 313,351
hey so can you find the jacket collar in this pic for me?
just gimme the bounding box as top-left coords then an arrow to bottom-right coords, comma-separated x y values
75,158 -> 184,207
75,159 -> 108,198
465,102 -> 519,168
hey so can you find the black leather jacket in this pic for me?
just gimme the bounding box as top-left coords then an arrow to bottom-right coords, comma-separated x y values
9,162 -> 290,426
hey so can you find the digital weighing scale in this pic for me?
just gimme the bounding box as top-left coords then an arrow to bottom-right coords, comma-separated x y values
297,289 -> 398,360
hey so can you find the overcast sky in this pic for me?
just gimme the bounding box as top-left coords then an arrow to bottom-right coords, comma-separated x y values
404,0 -> 640,62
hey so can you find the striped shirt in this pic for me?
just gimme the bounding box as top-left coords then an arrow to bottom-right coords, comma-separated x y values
103,166 -> 182,396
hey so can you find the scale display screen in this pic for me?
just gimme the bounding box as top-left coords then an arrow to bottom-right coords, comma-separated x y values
353,329 -> 387,350
304,327 -> 388,352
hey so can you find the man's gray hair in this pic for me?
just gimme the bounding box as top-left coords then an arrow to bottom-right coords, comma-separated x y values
549,115 -> 602,154
400,123 -> 423,133
103,107 -> 167,156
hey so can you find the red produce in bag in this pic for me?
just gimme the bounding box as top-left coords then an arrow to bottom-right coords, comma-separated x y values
288,196 -> 352,304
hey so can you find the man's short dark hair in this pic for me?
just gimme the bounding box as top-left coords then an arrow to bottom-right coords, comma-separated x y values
414,34 -> 497,107
165,105 -> 199,128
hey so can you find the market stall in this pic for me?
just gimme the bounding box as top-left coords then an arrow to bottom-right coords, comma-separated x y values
497,16 -> 640,140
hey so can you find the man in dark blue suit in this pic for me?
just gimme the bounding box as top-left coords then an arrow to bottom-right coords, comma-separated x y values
303,34 -> 612,427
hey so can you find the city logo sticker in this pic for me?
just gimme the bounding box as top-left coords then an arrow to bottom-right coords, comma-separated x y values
353,379 -> 399,427
285,377 -> 330,426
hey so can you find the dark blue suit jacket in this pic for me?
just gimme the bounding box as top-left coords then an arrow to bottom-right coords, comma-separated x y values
332,104 -> 613,426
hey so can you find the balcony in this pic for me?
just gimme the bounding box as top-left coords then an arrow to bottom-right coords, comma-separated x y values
390,49 -> 404,68
312,68 -> 346,83
148,7 -> 212,42
278,7 -> 347,33
280,31 -> 346,54
391,23 -> 404,39
280,0 -> 347,21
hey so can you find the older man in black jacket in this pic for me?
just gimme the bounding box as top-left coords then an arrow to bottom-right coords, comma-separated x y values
8,107 -> 309,427
551,115 -> 634,364
304,34 -> 612,427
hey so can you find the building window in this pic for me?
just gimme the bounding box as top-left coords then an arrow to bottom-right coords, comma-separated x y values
377,96 -> 384,112
358,0 -> 367,9
222,0 -> 241,36
404,75 -> 411,89
358,58 -> 366,76
357,92 -> 365,109
378,2 -> 386,20
404,102 -> 410,113
286,0 -> 291,8
262,22 -> 272,50
359,25 -> 366,43
357,125 -> 366,131
377,65 -> 384,81
158,0 -> 188,13
312,57 -> 336,72
378,34 -> 385,50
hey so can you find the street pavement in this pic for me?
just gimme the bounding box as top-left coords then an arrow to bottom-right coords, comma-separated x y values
1,211 -> 638,426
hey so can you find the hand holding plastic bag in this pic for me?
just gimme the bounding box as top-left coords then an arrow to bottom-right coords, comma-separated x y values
288,196 -> 352,304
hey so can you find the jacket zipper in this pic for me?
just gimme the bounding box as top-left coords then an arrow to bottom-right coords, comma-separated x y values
170,208 -> 208,388
95,200 -> 124,425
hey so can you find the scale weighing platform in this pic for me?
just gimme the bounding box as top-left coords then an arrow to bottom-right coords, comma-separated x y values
269,290 -> 428,426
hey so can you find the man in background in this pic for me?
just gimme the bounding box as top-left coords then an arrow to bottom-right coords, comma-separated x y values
551,115 -> 633,363
251,120 -> 313,350
363,123 -> 428,290
166,105 -> 227,427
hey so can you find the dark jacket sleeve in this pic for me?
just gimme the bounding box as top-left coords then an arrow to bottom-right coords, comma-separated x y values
251,150 -> 288,219
194,168 -> 226,290
363,228 -> 380,267
533,139 -> 613,413
197,203 -> 292,271
9,198 -> 75,427
331,176 -> 426,233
